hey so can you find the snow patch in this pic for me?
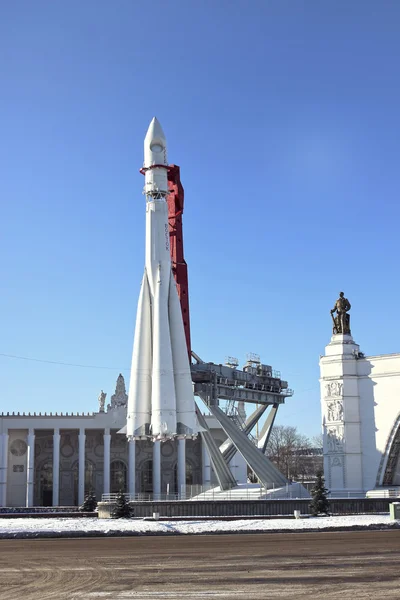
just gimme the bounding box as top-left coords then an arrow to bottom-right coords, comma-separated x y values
0,514 -> 397,539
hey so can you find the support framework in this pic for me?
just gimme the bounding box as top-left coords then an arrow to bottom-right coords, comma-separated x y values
167,165 -> 191,362
166,165 -> 293,490
222,404 -> 268,464
194,362 -> 292,488
208,404 -> 288,488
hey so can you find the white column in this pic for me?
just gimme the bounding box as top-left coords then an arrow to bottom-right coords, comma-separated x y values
52,429 -> 60,506
320,334 -> 363,494
0,433 -> 8,507
26,428 -> 35,507
153,440 -> 161,499
202,439 -> 211,489
128,439 -> 136,497
78,428 -> 85,506
103,428 -> 111,497
177,437 -> 186,499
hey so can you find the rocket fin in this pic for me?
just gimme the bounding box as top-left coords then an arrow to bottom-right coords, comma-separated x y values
150,264 -> 177,439
168,271 -> 200,437
126,272 -> 152,439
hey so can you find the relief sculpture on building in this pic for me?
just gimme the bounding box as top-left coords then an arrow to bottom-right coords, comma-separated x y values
327,426 -> 344,453
326,399 -> 343,422
325,381 -> 343,398
10,439 -> 27,457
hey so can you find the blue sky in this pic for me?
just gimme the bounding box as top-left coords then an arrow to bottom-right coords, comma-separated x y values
1,0 -> 399,438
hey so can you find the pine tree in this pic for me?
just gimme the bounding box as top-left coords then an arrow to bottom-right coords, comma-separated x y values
79,489 -> 97,512
111,489 -> 133,519
309,471 -> 330,516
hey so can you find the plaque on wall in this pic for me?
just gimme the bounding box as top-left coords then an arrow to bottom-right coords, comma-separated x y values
10,439 -> 27,457
13,465 -> 24,473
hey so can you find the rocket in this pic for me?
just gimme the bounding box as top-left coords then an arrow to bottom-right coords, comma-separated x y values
127,117 -> 199,442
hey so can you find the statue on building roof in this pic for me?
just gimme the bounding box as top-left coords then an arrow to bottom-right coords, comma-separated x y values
98,390 -> 107,413
110,373 -> 128,408
330,292 -> 351,335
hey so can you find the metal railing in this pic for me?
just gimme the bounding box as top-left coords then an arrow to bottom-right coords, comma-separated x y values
100,486 -> 400,503
328,490 -> 400,499
101,483 -> 312,503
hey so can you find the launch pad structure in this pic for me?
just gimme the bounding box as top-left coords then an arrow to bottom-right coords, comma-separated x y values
124,118 -> 298,501
166,163 -> 294,492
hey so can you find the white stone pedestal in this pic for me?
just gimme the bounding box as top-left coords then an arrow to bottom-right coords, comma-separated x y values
320,334 -> 363,495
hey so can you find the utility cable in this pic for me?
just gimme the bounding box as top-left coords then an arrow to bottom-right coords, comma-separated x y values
0,352 -> 128,371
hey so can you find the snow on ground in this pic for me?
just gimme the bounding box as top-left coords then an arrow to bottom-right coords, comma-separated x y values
0,514 -> 397,538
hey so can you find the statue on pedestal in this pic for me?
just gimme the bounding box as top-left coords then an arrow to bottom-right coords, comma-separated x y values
330,292 -> 351,335
98,390 -> 107,413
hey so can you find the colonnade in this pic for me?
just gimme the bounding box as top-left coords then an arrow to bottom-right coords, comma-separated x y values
0,428 -> 190,506
0,428 -> 115,507
125,437 -> 187,499
0,433 -> 8,507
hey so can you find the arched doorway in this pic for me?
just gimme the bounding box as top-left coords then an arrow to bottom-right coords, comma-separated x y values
36,461 -> 53,506
140,460 -> 153,495
110,460 -> 127,493
381,415 -> 400,485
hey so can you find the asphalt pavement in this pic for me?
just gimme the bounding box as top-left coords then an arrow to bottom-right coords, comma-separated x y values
0,530 -> 399,599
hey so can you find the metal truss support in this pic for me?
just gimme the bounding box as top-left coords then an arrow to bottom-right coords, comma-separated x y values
221,404 -> 268,464
258,403 -> 279,454
207,404 -> 288,488
195,403 -> 236,491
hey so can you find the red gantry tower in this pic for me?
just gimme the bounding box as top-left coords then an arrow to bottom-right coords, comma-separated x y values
167,165 -> 191,362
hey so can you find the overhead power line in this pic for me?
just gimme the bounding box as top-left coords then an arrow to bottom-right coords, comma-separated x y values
0,352 -> 129,371
0,353 -> 318,396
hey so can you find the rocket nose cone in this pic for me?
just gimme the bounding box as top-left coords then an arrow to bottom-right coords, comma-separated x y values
145,117 -> 167,147
144,117 -> 168,166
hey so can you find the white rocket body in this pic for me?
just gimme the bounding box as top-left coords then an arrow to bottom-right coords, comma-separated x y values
127,118 -> 199,441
